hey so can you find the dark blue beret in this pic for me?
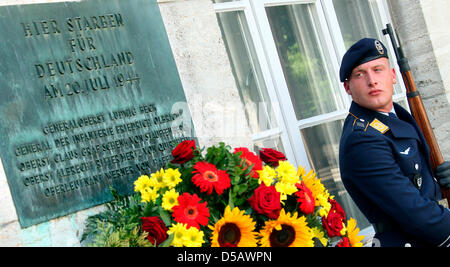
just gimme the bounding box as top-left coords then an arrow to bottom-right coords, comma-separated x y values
339,38 -> 388,82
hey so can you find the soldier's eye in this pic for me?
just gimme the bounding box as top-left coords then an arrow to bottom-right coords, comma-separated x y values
353,72 -> 364,78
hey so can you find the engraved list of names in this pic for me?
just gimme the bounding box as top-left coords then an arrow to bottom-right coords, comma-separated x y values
0,0 -> 194,227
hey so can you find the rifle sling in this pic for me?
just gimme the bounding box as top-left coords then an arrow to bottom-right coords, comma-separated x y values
407,91 -> 420,98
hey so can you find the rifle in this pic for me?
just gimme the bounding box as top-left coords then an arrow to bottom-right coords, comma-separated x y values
382,23 -> 450,205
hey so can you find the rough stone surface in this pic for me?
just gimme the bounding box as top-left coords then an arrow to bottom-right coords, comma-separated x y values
387,0 -> 450,159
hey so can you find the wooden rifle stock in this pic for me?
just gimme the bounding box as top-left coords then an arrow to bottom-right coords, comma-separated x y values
382,24 -> 450,203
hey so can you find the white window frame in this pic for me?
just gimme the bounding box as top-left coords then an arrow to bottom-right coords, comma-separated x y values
214,0 -> 300,167
213,0 -> 408,241
213,0 -> 407,170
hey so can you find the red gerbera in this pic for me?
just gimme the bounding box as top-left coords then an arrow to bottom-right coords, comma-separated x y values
294,182 -> 315,215
172,193 -> 210,229
234,147 -> 263,178
192,161 -> 231,195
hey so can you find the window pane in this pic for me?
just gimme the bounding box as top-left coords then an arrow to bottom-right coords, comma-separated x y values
216,11 -> 278,134
300,120 -> 371,229
333,0 -> 403,94
333,0 -> 380,47
266,4 -> 344,120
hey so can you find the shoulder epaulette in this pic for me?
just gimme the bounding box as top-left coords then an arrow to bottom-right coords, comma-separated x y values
352,118 -> 369,132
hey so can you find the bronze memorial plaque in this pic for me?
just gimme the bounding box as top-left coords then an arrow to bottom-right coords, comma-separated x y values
0,0 -> 195,227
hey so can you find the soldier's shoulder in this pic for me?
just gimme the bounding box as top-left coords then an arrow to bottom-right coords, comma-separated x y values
344,115 -> 390,137
341,117 -> 391,151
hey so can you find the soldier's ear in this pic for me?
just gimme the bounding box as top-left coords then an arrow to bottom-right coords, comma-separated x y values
343,81 -> 352,96
391,68 -> 397,84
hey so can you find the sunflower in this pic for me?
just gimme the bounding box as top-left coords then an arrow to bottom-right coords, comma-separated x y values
259,209 -> 314,247
298,166 -> 330,209
209,206 -> 258,247
172,193 -> 210,229
297,167 -> 333,217
346,218 -> 365,247
192,161 -> 231,195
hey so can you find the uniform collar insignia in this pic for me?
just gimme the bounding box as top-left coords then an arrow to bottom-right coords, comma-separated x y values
369,118 -> 389,134
349,101 -> 422,140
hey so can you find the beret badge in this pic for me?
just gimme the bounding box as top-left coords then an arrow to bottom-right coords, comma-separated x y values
375,40 -> 384,55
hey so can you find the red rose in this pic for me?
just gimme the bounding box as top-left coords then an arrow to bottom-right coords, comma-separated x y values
336,237 -> 351,247
322,198 -> 346,238
248,183 -> 281,219
141,216 -> 168,246
234,147 -> 263,178
171,140 -> 196,164
294,182 -> 315,214
259,148 -> 287,167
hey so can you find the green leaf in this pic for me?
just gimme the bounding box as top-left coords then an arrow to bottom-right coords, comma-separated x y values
159,206 -> 172,227
159,233 -> 174,247
228,190 -> 234,210
143,202 -> 153,217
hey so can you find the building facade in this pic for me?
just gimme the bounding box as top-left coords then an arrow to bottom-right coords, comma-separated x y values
0,0 -> 448,246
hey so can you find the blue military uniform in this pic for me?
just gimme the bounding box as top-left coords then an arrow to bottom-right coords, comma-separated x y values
339,101 -> 450,246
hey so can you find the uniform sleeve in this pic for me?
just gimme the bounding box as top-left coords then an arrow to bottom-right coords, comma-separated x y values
341,131 -> 450,246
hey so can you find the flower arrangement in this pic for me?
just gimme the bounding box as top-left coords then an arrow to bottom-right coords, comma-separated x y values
81,140 -> 364,247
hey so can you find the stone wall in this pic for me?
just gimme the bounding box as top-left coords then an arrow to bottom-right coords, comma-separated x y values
387,0 -> 450,158
0,0 -> 251,246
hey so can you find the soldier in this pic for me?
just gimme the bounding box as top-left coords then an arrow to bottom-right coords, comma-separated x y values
338,38 -> 450,247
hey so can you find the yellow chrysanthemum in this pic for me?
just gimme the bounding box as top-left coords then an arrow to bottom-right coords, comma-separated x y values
209,206 -> 258,247
275,181 -> 298,203
311,227 -> 328,247
163,168 -> 182,188
134,175 -> 152,193
140,187 -> 159,203
277,161 -> 298,183
259,209 -> 314,247
257,165 -> 277,186
274,161 -> 299,202
317,194 -> 332,217
184,227 -> 205,247
346,218 -> 365,247
162,188 -> 179,211
150,168 -> 166,190
167,223 -> 189,247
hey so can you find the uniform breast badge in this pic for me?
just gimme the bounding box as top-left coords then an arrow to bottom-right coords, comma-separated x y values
369,118 -> 389,134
